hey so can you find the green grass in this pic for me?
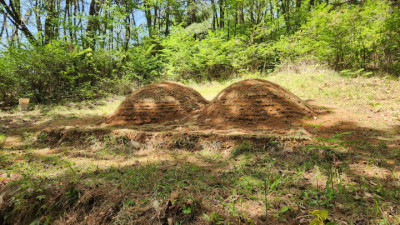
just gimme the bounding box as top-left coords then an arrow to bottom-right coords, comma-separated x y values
0,133 -> 5,144
192,63 -> 400,128
1,131 -> 399,224
0,63 -> 399,224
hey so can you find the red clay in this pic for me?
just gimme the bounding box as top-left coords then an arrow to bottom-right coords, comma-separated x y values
197,79 -> 314,128
107,82 -> 208,125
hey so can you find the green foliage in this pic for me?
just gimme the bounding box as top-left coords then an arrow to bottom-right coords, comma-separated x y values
274,206 -> 293,220
231,141 -> 254,157
0,40 -> 120,103
309,210 -> 328,225
276,0 -> 400,75
122,39 -> 163,82
103,134 -> 135,155
182,205 -> 192,214
123,199 -> 136,207
0,133 -> 5,145
203,212 -> 224,224
0,154 -> 10,169
36,131 -> 48,143
161,29 -> 239,80
1,0 -> 399,105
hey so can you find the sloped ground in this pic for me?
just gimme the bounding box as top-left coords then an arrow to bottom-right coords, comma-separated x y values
0,64 -> 399,224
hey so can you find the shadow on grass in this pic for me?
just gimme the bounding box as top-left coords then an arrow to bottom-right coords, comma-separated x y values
1,107 -> 399,224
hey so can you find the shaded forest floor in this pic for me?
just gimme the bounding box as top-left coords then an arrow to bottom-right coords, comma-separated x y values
1,64 -> 399,224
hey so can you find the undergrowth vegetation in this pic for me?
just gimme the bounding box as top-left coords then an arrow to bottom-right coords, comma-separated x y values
1,0 -> 399,104
1,128 -> 399,224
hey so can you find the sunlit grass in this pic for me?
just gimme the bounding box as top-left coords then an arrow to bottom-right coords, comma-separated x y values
43,96 -> 124,118
1,63 -> 400,224
191,63 -> 400,128
0,96 -> 123,121
190,73 -> 267,100
191,81 -> 233,101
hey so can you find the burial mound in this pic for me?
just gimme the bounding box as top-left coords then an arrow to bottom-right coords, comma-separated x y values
197,79 -> 314,128
107,82 -> 208,125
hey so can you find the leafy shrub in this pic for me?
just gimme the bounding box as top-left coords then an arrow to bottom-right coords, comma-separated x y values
122,38 -> 164,83
275,0 -> 400,76
0,40 -> 119,103
161,29 -> 244,80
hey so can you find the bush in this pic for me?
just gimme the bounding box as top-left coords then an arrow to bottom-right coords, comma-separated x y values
0,41 -> 120,103
161,28 -> 244,80
275,0 -> 400,76
160,28 -> 280,80
122,38 -> 164,83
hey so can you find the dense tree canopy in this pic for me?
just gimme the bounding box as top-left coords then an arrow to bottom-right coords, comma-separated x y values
0,0 -> 399,103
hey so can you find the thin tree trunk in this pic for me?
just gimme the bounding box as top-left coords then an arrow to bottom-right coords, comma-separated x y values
44,0 -> 57,44
124,14 -> 131,50
0,13 -> 6,38
240,3 -> 244,24
165,4 -> 170,35
219,0 -> 224,28
210,0 -> 218,29
234,4 -> 238,36
190,0 -> 196,24
144,1 -> 152,36
85,0 -> 102,48
153,4 -> 158,31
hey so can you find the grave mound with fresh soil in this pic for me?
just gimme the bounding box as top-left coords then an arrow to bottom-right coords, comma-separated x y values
197,79 -> 314,128
107,82 -> 208,125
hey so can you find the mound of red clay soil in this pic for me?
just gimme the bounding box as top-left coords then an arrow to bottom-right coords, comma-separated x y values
108,82 -> 208,125
197,79 -> 314,128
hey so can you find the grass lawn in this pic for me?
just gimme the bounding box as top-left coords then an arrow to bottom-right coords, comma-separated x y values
1,64 -> 399,224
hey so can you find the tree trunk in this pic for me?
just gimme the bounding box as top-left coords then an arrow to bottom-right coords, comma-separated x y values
219,0 -> 224,28
44,0 -> 59,44
165,4 -> 170,35
85,0 -> 102,48
144,1 -> 152,36
210,0 -> 218,29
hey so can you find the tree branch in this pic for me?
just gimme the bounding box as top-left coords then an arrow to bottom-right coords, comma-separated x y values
0,0 -> 38,46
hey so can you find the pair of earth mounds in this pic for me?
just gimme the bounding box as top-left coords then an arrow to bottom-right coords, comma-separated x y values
107,79 -> 315,128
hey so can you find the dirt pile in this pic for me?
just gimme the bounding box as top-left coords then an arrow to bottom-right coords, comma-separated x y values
107,82 -> 208,125
197,79 -> 314,128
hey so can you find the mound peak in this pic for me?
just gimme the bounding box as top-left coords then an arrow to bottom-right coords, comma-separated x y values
197,79 -> 314,128
107,81 -> 208,125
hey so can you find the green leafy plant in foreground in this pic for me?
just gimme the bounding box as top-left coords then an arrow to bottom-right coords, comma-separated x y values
203,212 -> 224,224
309,210 -> 328,225
0,133 -> 5,144
231,141 -> 254,157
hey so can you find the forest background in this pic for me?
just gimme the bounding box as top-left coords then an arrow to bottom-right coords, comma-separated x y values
0,0 -> 399,104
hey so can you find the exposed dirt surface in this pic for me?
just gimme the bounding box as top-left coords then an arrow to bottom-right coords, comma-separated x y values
197,79 -> 315,129
107,82 -> 208,125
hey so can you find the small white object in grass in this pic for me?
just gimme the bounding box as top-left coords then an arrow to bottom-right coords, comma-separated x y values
19,98 -> 30,111
313,116 -> 317,120
130,140 -> 141,149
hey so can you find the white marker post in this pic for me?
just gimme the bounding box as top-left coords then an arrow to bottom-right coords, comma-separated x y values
19,98 -> 30,111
